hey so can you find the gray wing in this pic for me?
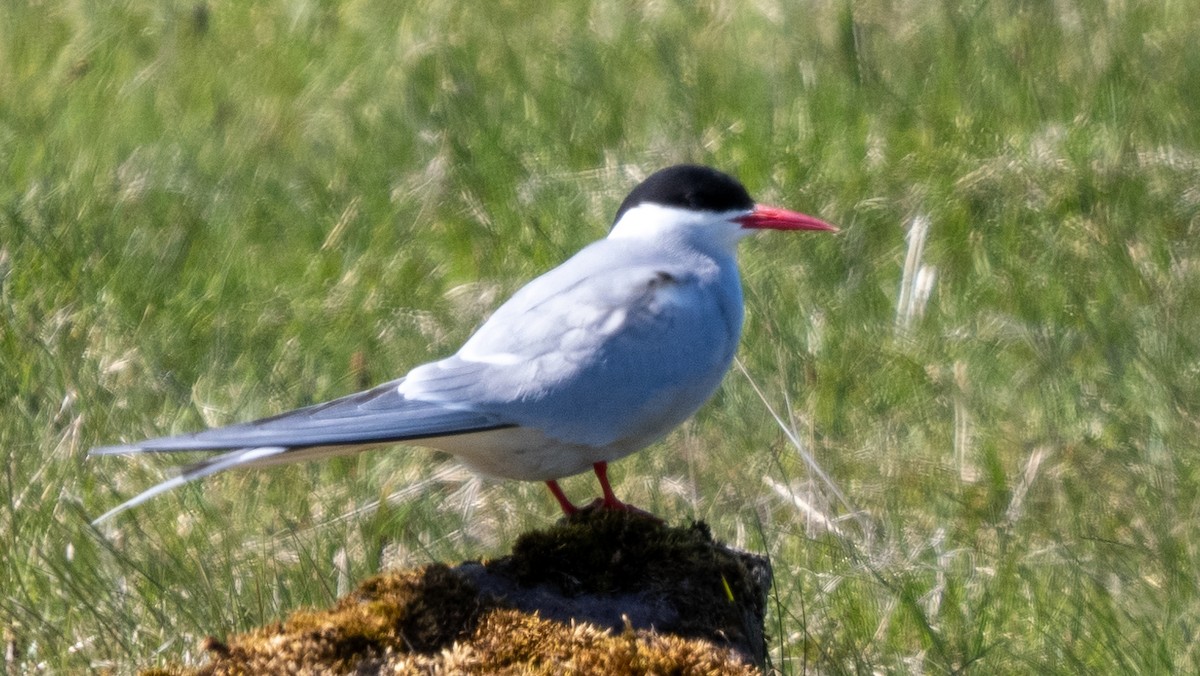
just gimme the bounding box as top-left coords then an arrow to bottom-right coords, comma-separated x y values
90,378 -> 512,524
92,378 -> 509,454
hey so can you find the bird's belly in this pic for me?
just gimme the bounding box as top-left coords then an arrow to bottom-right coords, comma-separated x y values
418,427 -> 623,482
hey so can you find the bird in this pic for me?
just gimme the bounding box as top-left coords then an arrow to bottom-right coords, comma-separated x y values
91,164 -> 836,524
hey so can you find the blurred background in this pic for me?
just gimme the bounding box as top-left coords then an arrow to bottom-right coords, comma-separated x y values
2,1 -> 1199,672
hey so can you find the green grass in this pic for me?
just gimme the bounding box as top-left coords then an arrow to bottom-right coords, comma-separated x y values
3,0 -> 1200,672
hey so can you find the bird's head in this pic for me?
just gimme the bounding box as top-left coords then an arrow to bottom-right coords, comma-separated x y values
607,164 -> 837,251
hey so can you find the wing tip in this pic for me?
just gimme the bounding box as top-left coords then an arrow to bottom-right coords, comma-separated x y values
89,444 -> 141,456
90,475 -> 188,525
90,446 -> 293,525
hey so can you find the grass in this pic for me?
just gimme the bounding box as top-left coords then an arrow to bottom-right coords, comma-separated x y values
3,0 -> 1200,672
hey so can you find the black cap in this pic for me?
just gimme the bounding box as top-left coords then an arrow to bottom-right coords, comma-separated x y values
612,165 -> 754,226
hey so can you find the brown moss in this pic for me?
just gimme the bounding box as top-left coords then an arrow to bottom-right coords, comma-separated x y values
142,511 -> 770,675
246,608 -> 756,675
181,563 -> 485,675
457,608 -> 758,675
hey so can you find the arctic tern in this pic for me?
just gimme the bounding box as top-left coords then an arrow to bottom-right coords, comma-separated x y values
92,164 -> 836,523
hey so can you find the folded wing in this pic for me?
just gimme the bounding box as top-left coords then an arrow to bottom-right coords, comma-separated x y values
92,378 -> 511,455
90,378 -> 513,524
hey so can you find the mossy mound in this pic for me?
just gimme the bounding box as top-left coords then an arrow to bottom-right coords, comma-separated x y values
143,509 -> 771,675
478,509 -> 772,663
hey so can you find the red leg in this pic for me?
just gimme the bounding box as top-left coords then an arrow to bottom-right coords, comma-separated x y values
593,462 -> 628,510
593,463 -> 660,519
545,479 -> 579,515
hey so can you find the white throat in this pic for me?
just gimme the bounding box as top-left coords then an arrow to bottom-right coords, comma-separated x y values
607,203 -> 752,254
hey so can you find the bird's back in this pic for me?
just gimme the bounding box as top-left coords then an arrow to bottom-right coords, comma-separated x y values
400,236 -> 745,454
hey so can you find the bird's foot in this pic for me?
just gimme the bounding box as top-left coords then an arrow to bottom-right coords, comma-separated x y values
545,463 -> 664,520
580,496 -> 661,521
